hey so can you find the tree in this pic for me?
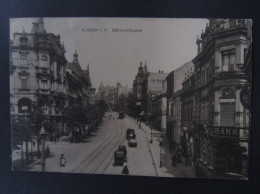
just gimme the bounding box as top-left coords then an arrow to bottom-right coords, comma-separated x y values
11,115 -> 32,165
29,102 -> 46,157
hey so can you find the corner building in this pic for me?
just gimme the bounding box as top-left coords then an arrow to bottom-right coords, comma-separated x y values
10,18 -> 67,135
192,19 -> 251,179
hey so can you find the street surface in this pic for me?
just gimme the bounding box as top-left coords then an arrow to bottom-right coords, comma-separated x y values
28,112 -> 163,176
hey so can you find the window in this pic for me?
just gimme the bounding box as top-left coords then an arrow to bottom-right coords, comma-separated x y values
206,61 -> 210,83
229,19 -> 236,28
244,48 -> 248,60
20,75 -> 28,89
220,102 -> 235,126
41,56 -> 48,68
40,80 -> 48,90
57,64 -> 61,75
21,55 -> 27,66
201,65 -> 205,86
222,49 -> 236,71
190,107 -> 193,121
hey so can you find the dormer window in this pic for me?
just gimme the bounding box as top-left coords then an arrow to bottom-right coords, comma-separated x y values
20,33 -> 28,46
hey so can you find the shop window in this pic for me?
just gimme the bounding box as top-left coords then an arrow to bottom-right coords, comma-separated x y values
227,146 -> 243,174
222,49 -> 236,72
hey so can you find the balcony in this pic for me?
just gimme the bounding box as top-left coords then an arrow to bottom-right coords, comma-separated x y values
213,70 -> 246,80
214,19 -> 247,33
37,88 -> 51,95
35,67 -> 54,79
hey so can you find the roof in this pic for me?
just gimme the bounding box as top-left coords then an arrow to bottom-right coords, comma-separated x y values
66,62 -> 83,76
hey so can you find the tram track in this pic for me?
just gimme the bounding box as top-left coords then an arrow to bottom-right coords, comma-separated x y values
72,115 -> 120,173
92,119 -> 127,174
72,114 -> 127,174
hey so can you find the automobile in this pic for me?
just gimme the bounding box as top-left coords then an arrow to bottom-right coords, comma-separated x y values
126,128 -> 136,140
118,115 -> 124,119
128,138 -> 137,147
118,145 -> 127,155
114,145 -> 127,165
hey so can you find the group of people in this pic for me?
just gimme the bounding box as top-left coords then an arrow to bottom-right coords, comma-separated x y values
169,142 -> 189,167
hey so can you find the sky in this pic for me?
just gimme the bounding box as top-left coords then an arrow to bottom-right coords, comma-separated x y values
10,17 -> 208,89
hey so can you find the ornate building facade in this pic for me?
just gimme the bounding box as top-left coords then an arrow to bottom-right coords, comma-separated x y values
10,18 -> 95,136
190,19 -> 252,179
10,18 -> 67,135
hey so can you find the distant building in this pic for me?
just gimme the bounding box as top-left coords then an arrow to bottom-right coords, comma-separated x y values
133,61 -> 148,116
166,60 -> 194,144
66,51 -> 93,106
144,70 -> 168,125
95,82 -> 128,111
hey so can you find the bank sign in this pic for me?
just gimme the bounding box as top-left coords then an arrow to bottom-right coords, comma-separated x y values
213,127 -> 240,137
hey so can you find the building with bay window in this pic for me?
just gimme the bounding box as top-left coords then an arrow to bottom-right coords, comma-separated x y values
10,18 -> 67,136
190,19 -> 252,179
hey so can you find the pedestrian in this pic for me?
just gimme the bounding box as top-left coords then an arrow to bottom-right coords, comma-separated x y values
122,162 -> 129,175
60,154 -> 66,167
185,153 -> 188,166
169,142 -> 173,154
45,146 -> 50,158
171,151 -> 176,167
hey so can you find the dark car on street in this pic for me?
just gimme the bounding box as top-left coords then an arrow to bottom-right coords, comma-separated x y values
128,138 -> 137,147
126,128 -> 136,140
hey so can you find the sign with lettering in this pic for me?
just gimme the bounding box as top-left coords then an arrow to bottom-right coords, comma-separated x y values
213,127 -> 239,137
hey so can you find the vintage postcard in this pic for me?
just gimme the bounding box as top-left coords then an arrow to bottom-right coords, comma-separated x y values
10,17 -> 251,179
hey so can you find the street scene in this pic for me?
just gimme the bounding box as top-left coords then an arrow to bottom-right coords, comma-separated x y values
10,18 -> 252,179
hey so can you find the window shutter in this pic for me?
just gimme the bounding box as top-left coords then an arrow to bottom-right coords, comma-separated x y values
220,103 -> 235,126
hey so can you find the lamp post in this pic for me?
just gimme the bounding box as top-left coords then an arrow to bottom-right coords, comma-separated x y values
148,97 -> 153,144
150,123 -> 153,143
39,124 -> 47,172
160,135 -> 163,168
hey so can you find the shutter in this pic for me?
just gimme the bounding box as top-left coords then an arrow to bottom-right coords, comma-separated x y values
220,103 -> 235,126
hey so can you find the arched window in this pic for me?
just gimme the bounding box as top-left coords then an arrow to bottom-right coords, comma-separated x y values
40,55 -> 48,68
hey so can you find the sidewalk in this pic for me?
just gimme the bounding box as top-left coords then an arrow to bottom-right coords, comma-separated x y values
139,121 -> 196,178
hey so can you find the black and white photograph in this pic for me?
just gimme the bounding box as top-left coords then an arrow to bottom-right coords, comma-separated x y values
9,17 -> 252,180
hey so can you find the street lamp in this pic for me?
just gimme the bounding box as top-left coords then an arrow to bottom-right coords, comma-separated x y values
160,135 -> 163,168
39,123 -> 47,172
